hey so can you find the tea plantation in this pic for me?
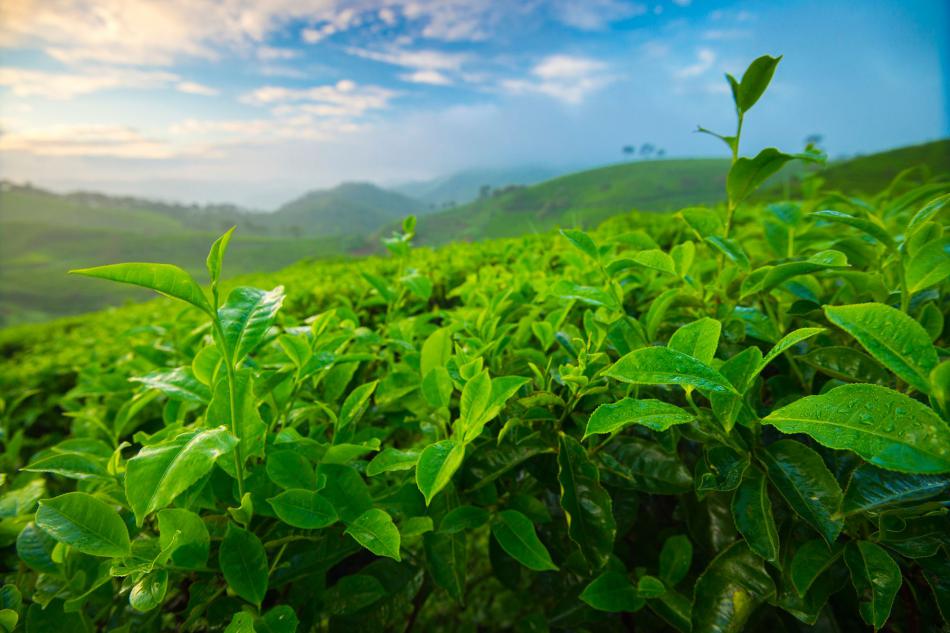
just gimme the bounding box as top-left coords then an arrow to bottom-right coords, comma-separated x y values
0,56 -> 948,633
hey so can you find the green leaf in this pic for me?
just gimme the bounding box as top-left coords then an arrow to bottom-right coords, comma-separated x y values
605,346 -> 738,394
659,535 -> 692,586
207,369 -> 266,463
424,531 -> 467,602
258,605 -> 299,633
557,434 -> 616,569
131,367 -> 212,404
560,228 -> 599,260
422,367 -> 454,409
705,236 -> 750,271
824,302 -> 938,394
337,380 -> 377,433
69,262 -> 212,315
439,505 -> 489,533
217,286 -> 285,363
459,370 -> 491,435
491,509 -> 558,571
758,327 -> 825,373
366,448 -> 419,477
268,489 -> 337,529
416,440 -> 465,506
551,280 -> 618,310
580,571 -> 644,613
129,570 -> 168,612
220,523 -> 269,606
810,210 -> 895,249
35,492 -> 130,558
798,346 -> 889,384
844,541 -> 901,629
668,317 -> 721,364
125,426 -> 237,526
318,464 -> 372,523
265,450 -> 316,490
600,437 -> 692,494
754,251 -> 849,295
643,288 -> 680,340
727,147 -> 823,206
157,508 -> 210,569
585,398 -> 693,438
731,467 -> 779,563
763,384 -> 950,474
736,54 -> 781,112
206,226 -> 235,289
420,327 -> 454,376
344,508 -> 401,561
906,237 -> 950,293
691,542 -> 776,633
759,440 -> 843,544
842,464 -> 950,515
789,539 -> 843,596
632,249 -> 677,275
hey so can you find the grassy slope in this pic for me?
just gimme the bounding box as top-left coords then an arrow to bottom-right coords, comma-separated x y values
413,158 -> 729,244
818,139 -> 950,194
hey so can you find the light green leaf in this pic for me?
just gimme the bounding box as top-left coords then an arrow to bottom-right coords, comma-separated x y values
705,236 -> 750,271
669,317 -> 721,364
206,226 -> 235,290
585,398 -> 693,438
632,249 -> 677,275
906,237 -> 950,293
220,523 -> 269,606
337,380 -> 377,433
557,434 -> 616,569
125,426 -> 237,525
268,489 -> 337,529
491,509 -> 558,571
131,367 -> 211,404
366,448 -> 419,477
759,440 -> 843,544
69,262 -> 212,315
420,327 -> 453,376
35,492 -> 130,558
763,384 -> 950,474
416,440 -> 465,506
758,327 -> 825,372
605,346 -> 738,394
551,280 -> 619,310
824,302 -> 938,394
265,450 -> 316,490
217,286 -> 285,363
344,508 -> 401,561
561,228 -> 599,260
845,541 -> 901,629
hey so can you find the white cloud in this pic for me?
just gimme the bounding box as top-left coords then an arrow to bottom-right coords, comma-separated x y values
257,46 -> 298,61
501,55 -> 616,104
0,66 -> 177,99
400,69 -> 452,85
675,48 -> 716,78
0,123 -> 187,158
702,29 -> 751,40
345,46 -> 468,71
241,79 -> 397,118
552,0 -> 647,30
177,81 -> 218,96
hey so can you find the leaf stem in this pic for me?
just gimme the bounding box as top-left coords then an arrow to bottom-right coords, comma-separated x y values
212,318 -> 246,499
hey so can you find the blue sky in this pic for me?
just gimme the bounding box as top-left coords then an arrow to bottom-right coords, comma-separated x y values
0,0 -> 947,207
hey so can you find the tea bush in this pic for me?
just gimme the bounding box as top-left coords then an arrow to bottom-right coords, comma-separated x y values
0,56 -> 948,632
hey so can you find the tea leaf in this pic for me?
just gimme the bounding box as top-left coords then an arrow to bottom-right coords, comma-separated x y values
35,492 -> 130,558
491,510 -> 558,571
845,540 -> 901,629
557,434 -> 616,568
220,523 -> 269,606
344,508 -> 401,561
585,398 -> 693,437
70,262 -> 212,315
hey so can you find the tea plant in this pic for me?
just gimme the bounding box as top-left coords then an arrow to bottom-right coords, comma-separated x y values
0,55 -> 948,632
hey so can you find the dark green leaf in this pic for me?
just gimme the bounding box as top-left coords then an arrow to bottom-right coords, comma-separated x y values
731,467 -> 779,562
220,523 -> 269,606
585,398 -> 693,437
35,492 -> 130,558
691,542 -> 776,633
844,540 -> 901,629
491,510 -> 558,571
268,489 -> 337,529
557,434 -> 616,568
579,571 -> 644,613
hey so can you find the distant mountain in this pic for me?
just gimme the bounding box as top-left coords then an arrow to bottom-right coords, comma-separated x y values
267,182 -> 426,237
393,166 -> 571,207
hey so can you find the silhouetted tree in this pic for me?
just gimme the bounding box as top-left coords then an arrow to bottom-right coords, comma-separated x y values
622,145 -> 635,158
639,143 -> 655,159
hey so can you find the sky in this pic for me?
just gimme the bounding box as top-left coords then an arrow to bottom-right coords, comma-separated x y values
0,0 -> 947,208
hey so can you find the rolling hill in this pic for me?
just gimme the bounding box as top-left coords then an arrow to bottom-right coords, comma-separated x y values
393,165 -> 570,207
1,139 -> 945,326
412,158 -> 730,244
267,182 -> 426,237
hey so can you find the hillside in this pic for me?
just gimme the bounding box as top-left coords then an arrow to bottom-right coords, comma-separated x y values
413,158 -> 730,244
267,182 -> 425,237
817,138 -> 950,193
393,165 -> 570,207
